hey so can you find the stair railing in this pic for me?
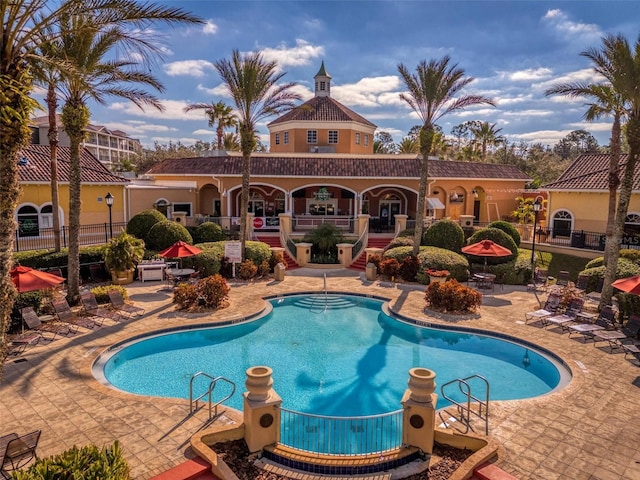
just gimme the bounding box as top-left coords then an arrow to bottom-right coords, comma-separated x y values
350,223 -> 369,264
280,228 -> 297,263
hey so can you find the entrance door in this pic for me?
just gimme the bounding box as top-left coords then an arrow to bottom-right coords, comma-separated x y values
473,200 -> 481,224
380,201 -> 401,229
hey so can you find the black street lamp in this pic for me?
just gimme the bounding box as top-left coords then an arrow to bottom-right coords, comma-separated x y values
530,198 -> 542,268
105,192 -> 114,239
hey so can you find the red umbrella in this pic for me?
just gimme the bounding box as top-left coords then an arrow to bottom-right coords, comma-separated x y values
461,240 -> 513,272
158,241 -> 202,268
612,275 -> 640,295
10,265 -> 65,293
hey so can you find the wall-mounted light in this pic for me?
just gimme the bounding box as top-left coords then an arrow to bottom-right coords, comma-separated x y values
450,192 -> 459,201
222,189 -> 228,197
472,189 -> 479,198
433,190 -> 440,195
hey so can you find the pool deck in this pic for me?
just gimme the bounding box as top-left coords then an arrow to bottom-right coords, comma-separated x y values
2,269 -> 640,479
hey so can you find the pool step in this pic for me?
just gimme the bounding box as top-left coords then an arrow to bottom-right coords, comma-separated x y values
292,295 -> 361,310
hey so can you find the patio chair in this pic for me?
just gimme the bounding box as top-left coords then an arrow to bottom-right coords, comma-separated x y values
51,297 -> 100,330
1,430 -> 40,476
586,276 -> 605,305
525,292 -> 561,324
527,268 -> 548,293
556,270 -> 570,287
575,274 -> 589,293
567,305 -> 618,341
543,297 -> 586,331
108,290 -> 144,317
20,307 -> 73,341
79,291 -> 123,324
593,314 -> 640,352
9,333 -> 41,356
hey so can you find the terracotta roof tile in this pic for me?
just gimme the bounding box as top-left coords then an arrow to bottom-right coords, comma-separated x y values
146,154 -> 530,180
544,153 -> 640,191
268,96 -> 377,128
18,145 -> 129,184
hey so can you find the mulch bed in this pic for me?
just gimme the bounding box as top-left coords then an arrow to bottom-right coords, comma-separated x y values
213,439 -> 472,480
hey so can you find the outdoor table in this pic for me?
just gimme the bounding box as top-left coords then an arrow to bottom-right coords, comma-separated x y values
168,268 -> 195,285
473,273 -> 496,290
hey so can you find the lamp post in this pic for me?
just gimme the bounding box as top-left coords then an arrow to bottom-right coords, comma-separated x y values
105,192 -> 114,239
530,198 -> 542,268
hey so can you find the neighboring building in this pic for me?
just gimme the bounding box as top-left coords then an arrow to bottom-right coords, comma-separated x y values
15,145 -> 128,246
30,115 -> 142,170
543,153 -> 640,248
140,63 -> 531,234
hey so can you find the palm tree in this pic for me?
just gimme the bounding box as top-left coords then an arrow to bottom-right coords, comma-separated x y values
214,50 -> 301,258
222,132 -> 241,151
546,34 -> 636,308
0,0 -> 95,372
56,5 -> 201,304
397,56 -> 495,255
469,121 -> 503,161
184,100 -> 237,150
398,136 -> 420,154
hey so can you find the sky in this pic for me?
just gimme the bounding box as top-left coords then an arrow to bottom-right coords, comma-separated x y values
46,1 -> 640,150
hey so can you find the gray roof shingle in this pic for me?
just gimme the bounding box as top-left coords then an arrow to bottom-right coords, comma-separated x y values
268,96 -> 377,128
146,154 -> 531,180
18,145 -> 129,184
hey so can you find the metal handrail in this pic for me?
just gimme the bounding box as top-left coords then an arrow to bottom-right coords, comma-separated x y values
189,372 -> 236,420
280,228 -> 297,262
280,407 -> 403,456
351,224 -> 369,264
439,375 -> 490,435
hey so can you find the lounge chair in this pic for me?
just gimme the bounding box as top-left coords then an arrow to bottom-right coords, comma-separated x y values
1,430 -> 40,476
567,305 -> 618,341
525,293 -> 561,324
593,314 -> 640,352
527,268 -> 548,293
108,290 -> 144,317
51,298 -> 100,330
9,333 -> 41,356
556,270 -> 570,287
586,276 -> 605,305
79,291 -> 123,323
20,307 -> 73,341
543,297 -> 586,331
575,274 -> 589,293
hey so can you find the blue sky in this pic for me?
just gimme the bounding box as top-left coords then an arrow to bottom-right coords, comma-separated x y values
51,1 -> 640,150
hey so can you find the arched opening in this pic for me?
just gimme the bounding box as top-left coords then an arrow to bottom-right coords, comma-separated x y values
17,205 -> 39,237
552,210 -> 573,238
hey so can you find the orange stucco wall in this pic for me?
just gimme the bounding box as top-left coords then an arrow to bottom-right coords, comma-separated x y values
270,128 -> 374,154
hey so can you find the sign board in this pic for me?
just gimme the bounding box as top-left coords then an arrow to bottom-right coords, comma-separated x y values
253,217 -> 264,229
225,241 -> 242,263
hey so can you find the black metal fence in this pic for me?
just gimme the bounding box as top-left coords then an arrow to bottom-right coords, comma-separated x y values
14,222 -> 127,252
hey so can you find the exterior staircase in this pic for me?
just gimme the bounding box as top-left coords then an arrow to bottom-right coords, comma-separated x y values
349,235 -> 394,270
255,235 -> 299,269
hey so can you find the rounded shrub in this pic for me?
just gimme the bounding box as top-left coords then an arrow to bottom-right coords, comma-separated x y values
145,220 -> 193,251
385,236 -> 414,250
425,279 -> 482,313
190,251 -> 222,277
584,256 -> 604,269
487,220 -> 521,247
465,227 -> 518,266
385,245 -> 469,283
245,241 -> 272,266
126,209 -> 166,242
193,222 -> 225,243
422,220 -> 465,252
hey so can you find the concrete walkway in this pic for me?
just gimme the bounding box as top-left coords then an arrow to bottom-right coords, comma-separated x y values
2,270 -> 640,479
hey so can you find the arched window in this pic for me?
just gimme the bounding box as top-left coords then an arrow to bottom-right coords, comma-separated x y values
17,205 -> 39,237
625,213 -> 640,235
154,199 -> 170,218
552,210 -> 573,238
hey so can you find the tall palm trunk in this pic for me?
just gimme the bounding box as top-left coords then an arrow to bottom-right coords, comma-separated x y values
46,82 -> 62,252
239,123 -> 254,259
61,99 -> 90,304
0,66 -> 35,367
412,125 -> 436,256
601,116 -> 640,310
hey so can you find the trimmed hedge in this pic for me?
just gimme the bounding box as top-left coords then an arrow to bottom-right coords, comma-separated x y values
385,236 -> 414,250
487,220 -> 521,247
579,258 -> 640,292
194,240 -> 272,268
146,220 -> 193,251
384,246 -> 469,284
193,222 -> 226,243
126,209 -> 166,242
422,220 -> 465,252
14,246 -> 104,270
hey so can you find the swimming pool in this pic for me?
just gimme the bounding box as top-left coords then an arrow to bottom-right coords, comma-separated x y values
95,294 -> 570,416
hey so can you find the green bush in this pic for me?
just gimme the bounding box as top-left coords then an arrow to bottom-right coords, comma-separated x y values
304,223 -> 345,264
422,220 -> 465,252
588,249 -> 640,269
245,241 -> 272,266
579,258 -> 640,292
146,220 -> 193,251
189,251 -> 222,277
13,246 -> 104,270
193,222 -> 225,243
126,209 -> 166,242
465,228 -> 518,266
385,246 -> 469,284
487,220 -> 521,247
396,228 -> 415,238
12,441 -> 130,480
425,279 -> 482,313
385,236 -> 414,250
584,257 -> 604,269
90,284 -> 127,304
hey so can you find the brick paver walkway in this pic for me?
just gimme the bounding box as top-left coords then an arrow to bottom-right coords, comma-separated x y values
2,269 -> 640,479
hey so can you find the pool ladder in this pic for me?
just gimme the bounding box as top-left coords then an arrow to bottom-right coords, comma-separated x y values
189,372 -> 236,420
438,375 -> 490,435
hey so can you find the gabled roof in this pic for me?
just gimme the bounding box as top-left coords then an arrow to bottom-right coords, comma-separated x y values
268,96 -> 377,128
544,153 -> 640,191
17,145 -> 129,184
146,153 -> 530,181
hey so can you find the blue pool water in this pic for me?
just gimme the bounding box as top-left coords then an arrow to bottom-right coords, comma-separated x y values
97,294 -> 569,416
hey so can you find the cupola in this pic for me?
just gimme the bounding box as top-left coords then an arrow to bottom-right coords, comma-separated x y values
314,61 -> 331,97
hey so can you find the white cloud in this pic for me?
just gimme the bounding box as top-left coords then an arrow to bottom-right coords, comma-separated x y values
542,9 -> 602,41
164,60 -> 215,77
533,68 -> 603,91
454,108 -> 501,118
109,99 -> 205,121
196,83 -> 230,97
151,136 -> 201,145
203,20 -> 218,35
333,76 -> 402,108
193,129 -> 214,136
502,109 -> 555,117
102,121 -> 178,135
512,129 -> 573,145
567,121 -> 613,132
506,68 -> 553,82
496,94 -> 535,106
256,39 -> 324,69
